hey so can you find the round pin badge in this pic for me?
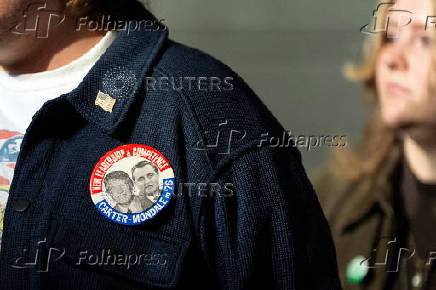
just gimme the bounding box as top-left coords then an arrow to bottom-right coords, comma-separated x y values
346,255 -> 369,284
89,144 -> 175,225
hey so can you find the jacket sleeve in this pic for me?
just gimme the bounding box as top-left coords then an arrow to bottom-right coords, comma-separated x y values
198,145 -> 342,290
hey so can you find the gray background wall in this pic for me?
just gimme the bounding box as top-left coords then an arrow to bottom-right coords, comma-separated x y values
144,0 -> 377,170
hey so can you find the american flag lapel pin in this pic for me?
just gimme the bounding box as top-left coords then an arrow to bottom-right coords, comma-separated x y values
95,90 -> 116,113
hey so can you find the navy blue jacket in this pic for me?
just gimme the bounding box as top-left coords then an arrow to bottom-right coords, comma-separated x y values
0,6 -> 341,290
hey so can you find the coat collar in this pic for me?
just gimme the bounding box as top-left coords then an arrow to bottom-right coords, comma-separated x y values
64,7 -> 168,136
337,145 -> 402,233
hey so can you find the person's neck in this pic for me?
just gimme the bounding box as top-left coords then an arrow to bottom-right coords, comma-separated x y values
404,134 -> 436,183
0,12 -> 106,74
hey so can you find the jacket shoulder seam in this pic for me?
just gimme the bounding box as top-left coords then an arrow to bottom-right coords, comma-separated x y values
153,66 -> 215,173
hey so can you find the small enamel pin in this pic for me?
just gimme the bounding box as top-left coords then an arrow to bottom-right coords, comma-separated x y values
346,255 -> 369,284
95,90 -> 116,113
89,144 -> 175,225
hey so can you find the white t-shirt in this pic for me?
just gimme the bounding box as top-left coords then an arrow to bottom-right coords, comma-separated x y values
0,31 -> 117,246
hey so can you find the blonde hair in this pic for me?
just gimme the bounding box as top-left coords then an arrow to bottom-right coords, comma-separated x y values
330,0 -> 435,181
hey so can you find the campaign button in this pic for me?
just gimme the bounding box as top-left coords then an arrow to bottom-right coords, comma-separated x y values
89,144 -> 175,225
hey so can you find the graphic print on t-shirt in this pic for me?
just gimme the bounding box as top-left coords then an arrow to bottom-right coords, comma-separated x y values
0,130 -> 24,246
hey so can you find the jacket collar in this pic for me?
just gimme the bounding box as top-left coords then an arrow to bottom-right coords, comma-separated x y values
64,8 -> 168,136
338,145 -> 402,232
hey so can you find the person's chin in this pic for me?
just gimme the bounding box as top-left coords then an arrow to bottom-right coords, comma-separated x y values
398,121 -> 436,144
383,114 -> 436,142
381,109 -> 409,128
119,199 -> 131,206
